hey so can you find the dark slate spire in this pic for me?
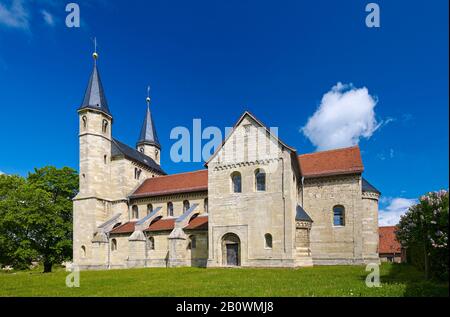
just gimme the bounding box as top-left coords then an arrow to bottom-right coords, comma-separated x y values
137,87 -> 160,149
137,101 -> 161,149
79,50 -> 112,116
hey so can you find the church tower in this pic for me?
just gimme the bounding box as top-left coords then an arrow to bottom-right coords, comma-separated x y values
136,88 -> 161,165
73,49 -> 113,268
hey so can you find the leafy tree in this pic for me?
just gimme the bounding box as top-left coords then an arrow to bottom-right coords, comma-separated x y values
0,167 -> 78,272
396,190 -> 449,280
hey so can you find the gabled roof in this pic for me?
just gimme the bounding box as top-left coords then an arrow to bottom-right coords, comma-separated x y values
137,104 -> 161,149
205,111 -> 297,166
111,138 -> 165,174
298,146 -> 364,178
295,205 -> 313,222
379,226 -> 401,254
130,169 -> 208,198
362,178 -> 381,195
79,63 -> 111,117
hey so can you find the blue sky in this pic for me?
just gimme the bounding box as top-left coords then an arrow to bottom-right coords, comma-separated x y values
0,0 -> 448,225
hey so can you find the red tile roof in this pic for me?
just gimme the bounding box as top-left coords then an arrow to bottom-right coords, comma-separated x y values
131,169 -> 208,198
185,216 -> 208,230
298,146 -> 364,178
110,221 -> 136,234
109,215 -> 208,235
145,218 -> 176,232
379,226 -> 402,254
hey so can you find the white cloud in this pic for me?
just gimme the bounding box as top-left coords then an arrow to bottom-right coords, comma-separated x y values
301,82 -> 381,151
0,0 -> 29,30
41,9 -> 54,26
379,197 -> 417,226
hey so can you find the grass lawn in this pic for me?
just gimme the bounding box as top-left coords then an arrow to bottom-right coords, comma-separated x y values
0,263 -> 447,297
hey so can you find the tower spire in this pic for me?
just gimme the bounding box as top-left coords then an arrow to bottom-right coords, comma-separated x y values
79,38 -> 111,117
137,85 -> 160,149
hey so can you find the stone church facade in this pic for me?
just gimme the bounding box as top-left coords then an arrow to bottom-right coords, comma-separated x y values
73,57 -> 381,270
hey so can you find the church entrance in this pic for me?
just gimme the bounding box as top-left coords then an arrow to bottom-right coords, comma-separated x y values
221,233 -> 240,266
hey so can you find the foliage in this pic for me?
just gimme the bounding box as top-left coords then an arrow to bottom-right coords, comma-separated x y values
0,263 -> 447,297
396,190 -> 449,280
0,167 -> 78,272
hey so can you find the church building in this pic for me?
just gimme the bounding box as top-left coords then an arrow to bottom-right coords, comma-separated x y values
73,53 -> 381,270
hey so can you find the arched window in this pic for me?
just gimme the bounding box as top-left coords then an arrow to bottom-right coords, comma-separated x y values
183,200 -> 190,213
139,147 -> 144,153
264,233 -> 273,249
132,205 -> 139,219
82,116 -> 87,129
255,168 -> 266,191
204,198 -> 208,213
188,235 -> 196,249
111,239 -> 117,251
167,202 -> 174,217
102,119 -> 108,133
104,155 -> 107,164
147,204 -> 153,215
333,205 -> 345,226
81,245 -> 86,257
231,171 -> 242,193
147,236 -> 155,250
155,149 -> 159,161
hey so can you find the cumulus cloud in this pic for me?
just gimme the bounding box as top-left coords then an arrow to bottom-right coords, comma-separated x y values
301,82 -> 381,151
0,0 -> 29,29
41,9 -> 54,26
379,197 -> 417,226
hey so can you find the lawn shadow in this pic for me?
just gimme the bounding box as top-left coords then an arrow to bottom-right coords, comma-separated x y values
382,263 -> 448,297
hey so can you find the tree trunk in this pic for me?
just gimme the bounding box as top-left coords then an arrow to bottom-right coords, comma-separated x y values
43,261 -> 52,273
424,244 -> 431,280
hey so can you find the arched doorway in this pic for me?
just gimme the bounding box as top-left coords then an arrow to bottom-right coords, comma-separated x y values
221,233 -> 241,266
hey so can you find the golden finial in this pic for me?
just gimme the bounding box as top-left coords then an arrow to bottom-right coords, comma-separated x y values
92,37 -> 99,60
146,85 -> 151,105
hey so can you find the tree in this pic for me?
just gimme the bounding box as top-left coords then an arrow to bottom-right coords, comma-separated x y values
0,167 -> 78,272
396,190 -> 449,280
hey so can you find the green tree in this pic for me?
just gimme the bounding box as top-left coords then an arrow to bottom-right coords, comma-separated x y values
0,167 -> 78,272
396,190 -> 449,280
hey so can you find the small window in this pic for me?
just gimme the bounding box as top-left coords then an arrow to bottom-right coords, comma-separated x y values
188,235 -> 196,249
81,245 -> 86,257
183,200 -> 190,212
111,239 -> 117,251
102,119 -> 108,133
104,155 -> 107,164
264,233 -> 272,249
82,116 -> 87,129
147,236 -> 155,250
333,205 -> 345,226
167,202 -> 174,217
155,149 -> 159,161
134,168 -> 142,180
132,205 -> 139,219
255,169 -> 266,191
139,147 -> 144,153
204,198 -> 208,213
147,204 -> 153,215
231,171 -> 242,193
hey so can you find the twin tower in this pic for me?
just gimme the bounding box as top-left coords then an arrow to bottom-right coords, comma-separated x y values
73,53 -> 166,267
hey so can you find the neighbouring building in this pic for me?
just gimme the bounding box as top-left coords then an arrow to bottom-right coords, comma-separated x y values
73,53 -> 381,270
379,226 -> 406,263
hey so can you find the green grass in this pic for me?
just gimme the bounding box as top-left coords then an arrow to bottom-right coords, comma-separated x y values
0,263 -> 447,297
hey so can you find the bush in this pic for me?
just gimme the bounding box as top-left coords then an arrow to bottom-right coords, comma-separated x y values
396,190 -> 449,281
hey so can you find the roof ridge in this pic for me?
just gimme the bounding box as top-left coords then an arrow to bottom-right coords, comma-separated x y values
299,145 -> 360,157
143,168 -> 207,181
